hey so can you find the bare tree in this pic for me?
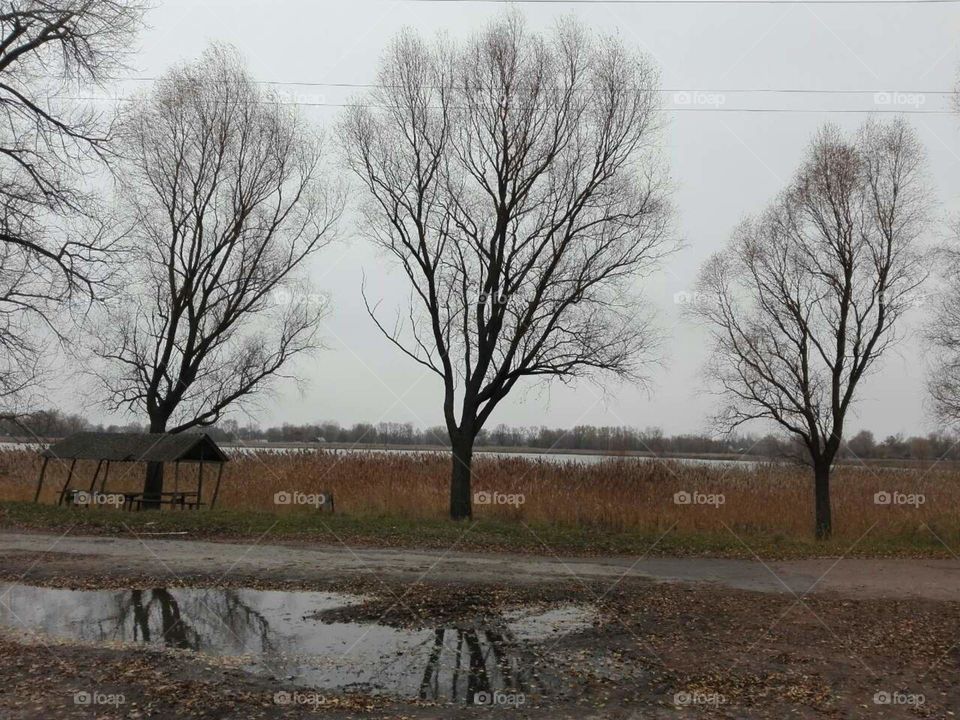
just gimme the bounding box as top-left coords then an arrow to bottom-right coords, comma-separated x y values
925,76 -> 960,433
92,45 -> 341,506
691,119 -> 929,539
342,15 -> 674,520
0,0 -> 145,420
927,240 -> 960,427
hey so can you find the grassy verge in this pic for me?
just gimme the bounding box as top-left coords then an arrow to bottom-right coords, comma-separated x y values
0,501 -> 956,559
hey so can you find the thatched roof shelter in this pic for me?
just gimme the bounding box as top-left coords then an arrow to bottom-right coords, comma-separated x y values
41,432 -> 229,463
34,432 -> 229,510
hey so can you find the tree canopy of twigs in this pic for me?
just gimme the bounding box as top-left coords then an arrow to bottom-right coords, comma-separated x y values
691,118 -> 929,539
91,45 -> 342,438
0,0 -> 146,420
926,78 -> 960,429
342,14 -> 674,520
927,240 -> 960,428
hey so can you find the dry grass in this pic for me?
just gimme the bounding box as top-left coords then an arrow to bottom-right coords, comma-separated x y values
3,446 -> 960,544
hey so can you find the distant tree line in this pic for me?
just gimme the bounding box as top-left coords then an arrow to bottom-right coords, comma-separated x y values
3,410 -> 957,462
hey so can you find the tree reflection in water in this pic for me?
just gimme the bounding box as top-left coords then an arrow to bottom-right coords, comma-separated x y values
0,583 -> 557,703
102,588 -> 274,653
105,593 -> 539,702
415,626 -> 538,703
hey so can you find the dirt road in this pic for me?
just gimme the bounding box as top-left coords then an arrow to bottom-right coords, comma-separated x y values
0,530 -> 958,599
0,531 -> 959,718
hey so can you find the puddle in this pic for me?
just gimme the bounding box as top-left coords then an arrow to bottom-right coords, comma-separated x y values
0,584 -> 591,703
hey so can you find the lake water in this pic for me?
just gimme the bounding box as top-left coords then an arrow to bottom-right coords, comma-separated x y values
0,440 -> 761,467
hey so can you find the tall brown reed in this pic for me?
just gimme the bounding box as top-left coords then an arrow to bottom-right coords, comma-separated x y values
3,448 -> 959,543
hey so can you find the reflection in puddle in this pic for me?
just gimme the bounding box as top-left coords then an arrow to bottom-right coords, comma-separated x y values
0,584 -> 591,703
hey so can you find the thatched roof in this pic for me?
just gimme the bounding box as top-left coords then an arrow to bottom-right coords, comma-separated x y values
41,432 -> 229,463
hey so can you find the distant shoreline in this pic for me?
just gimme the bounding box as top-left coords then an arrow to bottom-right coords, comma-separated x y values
220,442 -> 960,468
227,441 -> 758,460
2,438 -> 957,469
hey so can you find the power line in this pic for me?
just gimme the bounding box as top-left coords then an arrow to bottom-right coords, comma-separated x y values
106,77 -> 953,95
667,107 -> 951,112
64,95 -> 953,113
396,0 -> 960,5
667,89 -> 950,94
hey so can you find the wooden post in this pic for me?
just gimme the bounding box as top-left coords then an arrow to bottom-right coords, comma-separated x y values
33,457 -> 49,503
210,464 -> 224,510
197,459 -> 204,506
87,460 -> 103,493
57,459 -> 78,507
99,461 -> 111,493
174,461 -> 180,493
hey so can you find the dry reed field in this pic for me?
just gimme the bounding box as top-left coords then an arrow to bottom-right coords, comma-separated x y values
3,446 -> 960,544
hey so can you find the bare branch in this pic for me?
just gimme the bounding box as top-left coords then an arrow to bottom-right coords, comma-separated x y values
690,118 -> 930,537
0,0 -> 145,413
342,12 -> 675,519
88,44 -> 343,434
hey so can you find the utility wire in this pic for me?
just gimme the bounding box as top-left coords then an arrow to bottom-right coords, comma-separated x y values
395,0 -> 960,5
74,79 -> 955,111
64,95 -> 953,112
102,77 -> 954,95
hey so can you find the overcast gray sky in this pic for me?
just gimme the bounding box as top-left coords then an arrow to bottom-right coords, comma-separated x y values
63,0 -> 960,437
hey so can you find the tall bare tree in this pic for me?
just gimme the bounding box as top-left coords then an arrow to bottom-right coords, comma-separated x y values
692,119 -> 929,539
926,79 -> 960,428
927,239 -> 960,427
343,15 -> 674,520
0,0 -> 145,420
93,46 -> 341,506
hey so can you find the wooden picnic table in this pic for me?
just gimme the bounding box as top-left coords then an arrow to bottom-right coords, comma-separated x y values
123,491 -> 204,511
61,489 -> 206,511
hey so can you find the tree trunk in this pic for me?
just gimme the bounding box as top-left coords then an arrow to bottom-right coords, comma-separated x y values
142,461 -> 164,510
142,418 -> 167,510
449,432 -> 474,521
814,461 -> 832,540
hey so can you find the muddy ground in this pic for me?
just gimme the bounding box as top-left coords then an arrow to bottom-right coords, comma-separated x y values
0,532 -> 956,719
